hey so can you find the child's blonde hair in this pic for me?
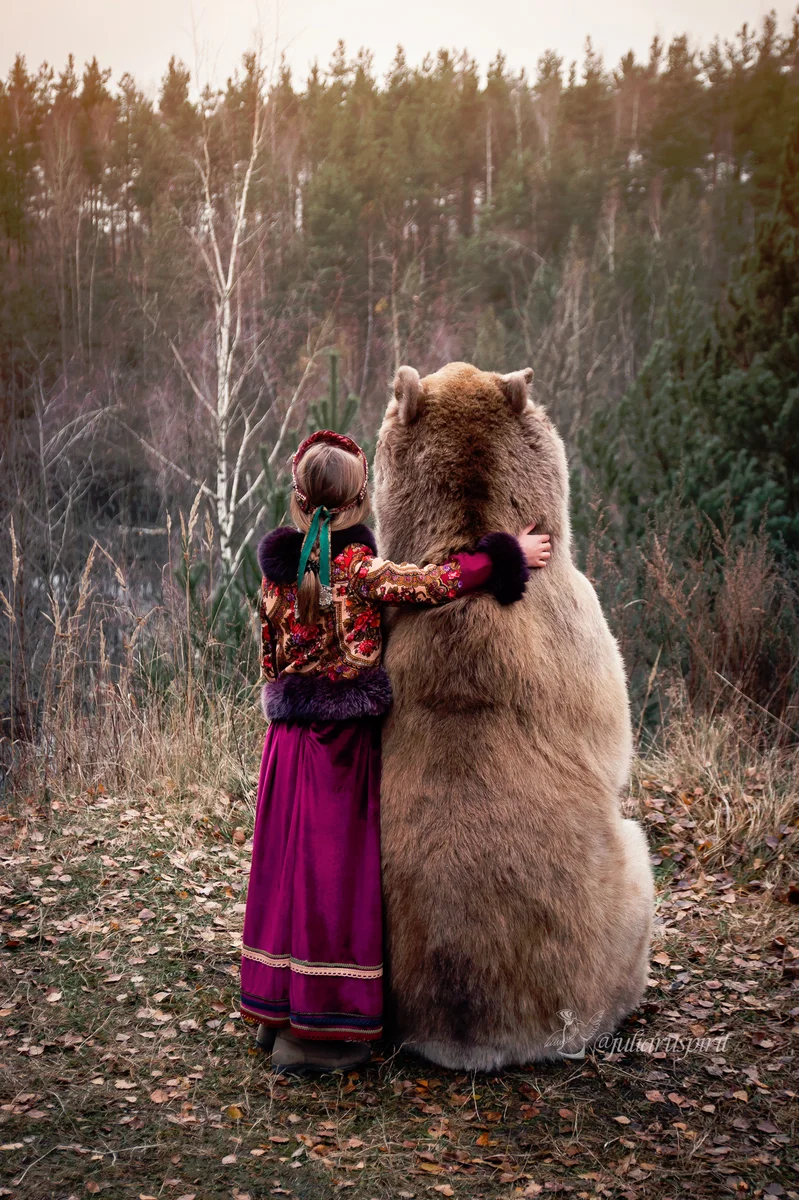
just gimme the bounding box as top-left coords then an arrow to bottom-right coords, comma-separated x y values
290,442 -> 370,623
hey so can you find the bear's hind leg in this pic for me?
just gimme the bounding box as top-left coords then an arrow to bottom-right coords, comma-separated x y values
608,818 -> 654,1020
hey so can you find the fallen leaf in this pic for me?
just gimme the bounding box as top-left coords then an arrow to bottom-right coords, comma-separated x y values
45,988 -> 62,1003
613,1115 -> 631,1125
433,1187 -> 455,1197
226,1104 -> 246,1120
149,1089 -> 170,1104
652,952 -> 671,966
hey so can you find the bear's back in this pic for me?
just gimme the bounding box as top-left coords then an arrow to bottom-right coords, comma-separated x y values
373,360 -> 631,794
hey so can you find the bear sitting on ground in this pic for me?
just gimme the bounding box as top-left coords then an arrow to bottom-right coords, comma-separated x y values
373,361 -> 654,1070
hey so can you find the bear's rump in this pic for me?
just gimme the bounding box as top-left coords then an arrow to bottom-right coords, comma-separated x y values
380,741 -> 643,1046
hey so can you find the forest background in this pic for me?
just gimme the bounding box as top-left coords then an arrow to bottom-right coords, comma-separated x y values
2,9 -> 799,793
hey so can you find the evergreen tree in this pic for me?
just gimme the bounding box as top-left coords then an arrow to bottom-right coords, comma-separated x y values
584,117 -> 799,554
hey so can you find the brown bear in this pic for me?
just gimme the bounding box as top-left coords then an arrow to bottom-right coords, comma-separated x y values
372,361 -> 654,1070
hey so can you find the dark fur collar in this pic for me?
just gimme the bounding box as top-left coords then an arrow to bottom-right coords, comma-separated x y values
258,523 -> 378,584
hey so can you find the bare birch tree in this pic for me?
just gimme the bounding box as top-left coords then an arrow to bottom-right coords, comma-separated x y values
123,52 -> 333,577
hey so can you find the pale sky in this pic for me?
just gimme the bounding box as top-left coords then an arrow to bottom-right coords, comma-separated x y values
4,0 -> 790,96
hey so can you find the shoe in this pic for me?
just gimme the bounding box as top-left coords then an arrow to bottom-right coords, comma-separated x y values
271,1029 -> 371,1074
255,1023 -> 277,1052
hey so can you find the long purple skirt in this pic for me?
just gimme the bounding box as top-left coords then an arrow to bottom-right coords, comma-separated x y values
240,719 -> 383,1041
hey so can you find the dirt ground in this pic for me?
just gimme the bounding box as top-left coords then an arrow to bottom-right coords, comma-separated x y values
1,775 -> 797,1200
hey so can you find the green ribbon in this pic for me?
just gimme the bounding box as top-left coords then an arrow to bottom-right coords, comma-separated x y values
297,505 -> 332,593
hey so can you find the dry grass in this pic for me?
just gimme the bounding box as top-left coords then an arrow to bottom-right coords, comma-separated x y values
585,512 -> 799,735
4,524 -> 264,809
633,711 -> 798,882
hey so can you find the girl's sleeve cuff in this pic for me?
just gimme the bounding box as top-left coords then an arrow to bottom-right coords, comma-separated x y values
454,550 -> 493,592
473,532 -> 530,605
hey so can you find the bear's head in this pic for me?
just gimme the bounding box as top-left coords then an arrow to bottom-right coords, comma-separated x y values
373,361 -> 570,563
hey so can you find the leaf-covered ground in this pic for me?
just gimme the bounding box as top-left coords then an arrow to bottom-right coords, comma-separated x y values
1,778 -> 797,1200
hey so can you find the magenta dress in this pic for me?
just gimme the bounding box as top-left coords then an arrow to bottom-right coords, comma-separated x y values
240,718 -> 384,1039
239,523 -> 526,1042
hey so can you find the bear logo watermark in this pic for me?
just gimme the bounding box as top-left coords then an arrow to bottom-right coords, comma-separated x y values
545,1009 -> 606,1059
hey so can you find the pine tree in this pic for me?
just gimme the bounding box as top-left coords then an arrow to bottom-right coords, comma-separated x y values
698,115 -> 799,547
583,117 -> 799,554
307,350 -> 361,434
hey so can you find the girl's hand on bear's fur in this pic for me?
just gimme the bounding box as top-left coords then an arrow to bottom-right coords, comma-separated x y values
518,524 -> 551,569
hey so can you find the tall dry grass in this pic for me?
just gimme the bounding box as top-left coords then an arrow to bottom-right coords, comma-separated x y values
584,505 -> 799,743
2,505 -> 264,813
633,705 -> 797,881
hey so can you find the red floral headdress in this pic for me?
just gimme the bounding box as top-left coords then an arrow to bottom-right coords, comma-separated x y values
291,430 -> 369,515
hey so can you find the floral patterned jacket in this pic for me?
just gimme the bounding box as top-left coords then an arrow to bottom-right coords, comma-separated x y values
256,524 -> 528,722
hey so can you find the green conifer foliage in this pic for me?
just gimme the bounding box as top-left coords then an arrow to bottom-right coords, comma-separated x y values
584,116 -> 799,554
307,350 -> 361,434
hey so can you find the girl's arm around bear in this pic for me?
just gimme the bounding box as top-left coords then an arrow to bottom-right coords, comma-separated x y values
345,526 -> 550,608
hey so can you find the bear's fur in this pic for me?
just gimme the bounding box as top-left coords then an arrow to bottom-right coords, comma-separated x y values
373,361 -> 654,1070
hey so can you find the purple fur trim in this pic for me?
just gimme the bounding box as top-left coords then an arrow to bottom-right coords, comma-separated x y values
257,523 -> 378,585
263,667 -> 392,723
475,532 -> 530,606
258,526 -> 301,583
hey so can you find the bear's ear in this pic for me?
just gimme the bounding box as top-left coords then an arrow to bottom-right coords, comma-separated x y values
393,365 -> 424,425
498,367 -> 534,415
